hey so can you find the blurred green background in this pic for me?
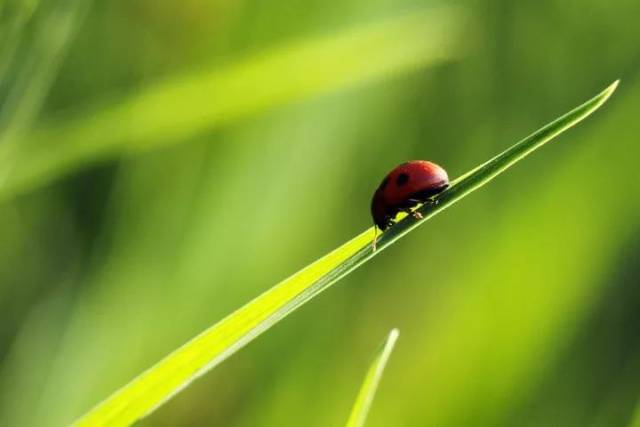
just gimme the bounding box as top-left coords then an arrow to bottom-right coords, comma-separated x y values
1,0 -> 639,426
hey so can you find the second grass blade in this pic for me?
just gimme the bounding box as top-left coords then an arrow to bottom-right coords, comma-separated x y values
345,329 -> 399,427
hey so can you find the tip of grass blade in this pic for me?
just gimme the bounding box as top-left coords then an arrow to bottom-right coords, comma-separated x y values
388,328 -> 400,344
598,79 -> 620,105
345,329 -> 400,427
372,79 -> 620,252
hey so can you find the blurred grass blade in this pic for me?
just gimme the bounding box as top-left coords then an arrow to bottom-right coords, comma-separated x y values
629,402 -> 640,427
0,6 -> 466,201
0,0 -> 90,141
72,81 -> 618,426
345,329 -> 399,427
0,0 -> 90,194
0,0 -> 41,82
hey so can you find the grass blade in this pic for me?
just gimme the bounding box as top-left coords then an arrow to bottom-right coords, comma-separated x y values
0,6 -> 465,201
0,0 -> 91,194
0,0 -> 90,140
629,402 -> 640,427
345,329 -> 399,427
0,0 -> 41,83
72,81 -> 618,426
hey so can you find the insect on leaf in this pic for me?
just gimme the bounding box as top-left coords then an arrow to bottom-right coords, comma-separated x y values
73,81 -> 618,426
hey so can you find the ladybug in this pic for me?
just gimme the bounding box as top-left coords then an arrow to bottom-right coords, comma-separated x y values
371,160 -> 449,248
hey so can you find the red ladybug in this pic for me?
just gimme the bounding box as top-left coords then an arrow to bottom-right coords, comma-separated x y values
371,160 -> 449,247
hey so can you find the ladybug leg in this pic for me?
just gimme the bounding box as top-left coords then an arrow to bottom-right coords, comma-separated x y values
403,199 -> 424,219
402,207 -> 423,219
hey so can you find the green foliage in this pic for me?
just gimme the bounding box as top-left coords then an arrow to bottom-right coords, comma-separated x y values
72,82 -> 617,427
0,0 -> 89,141
0,6 -> 465,201
2,2 -> 638,426
630,407 -> 640,427
345,329 -> 399,427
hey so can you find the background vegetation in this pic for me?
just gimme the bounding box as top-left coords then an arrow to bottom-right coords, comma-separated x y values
0,0 -> 638,426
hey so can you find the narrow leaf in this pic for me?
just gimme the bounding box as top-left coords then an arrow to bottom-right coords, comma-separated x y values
345,329 -> 399,427
629,402 -> 640,427
0,0 -> 90,141
73,81 -> 618,426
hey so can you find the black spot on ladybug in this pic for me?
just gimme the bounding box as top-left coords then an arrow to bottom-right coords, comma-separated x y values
396,173 -> 409,186
379,177 -> 390,191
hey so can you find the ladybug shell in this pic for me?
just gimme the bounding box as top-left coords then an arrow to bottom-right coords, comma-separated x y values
371,160 -> 449,230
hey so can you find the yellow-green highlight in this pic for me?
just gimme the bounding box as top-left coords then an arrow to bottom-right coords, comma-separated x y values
73,229 -> 373,426
345,329 -> 399,427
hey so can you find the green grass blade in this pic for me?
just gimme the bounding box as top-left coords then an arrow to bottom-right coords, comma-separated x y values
72,81 -> 618,426
0,0 -> 41,83
0,0 -> 90,194
0,0 -> 89,141
0,6 -> 466,201
629,402 -> 640,427
377,80 -> 619,249
345,329 -> 399,427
